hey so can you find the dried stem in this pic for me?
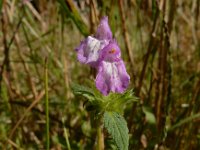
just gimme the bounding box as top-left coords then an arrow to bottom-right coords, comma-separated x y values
128,4 -> 160,130
89,0 -> 96,33
44,58 -> 50,150
0,2 -> 10,98
118,0 -> 135,76
155,0 -> 175,134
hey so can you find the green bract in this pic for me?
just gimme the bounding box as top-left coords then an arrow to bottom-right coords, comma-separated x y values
72,83 -> 138,150
72,83 -> 137,113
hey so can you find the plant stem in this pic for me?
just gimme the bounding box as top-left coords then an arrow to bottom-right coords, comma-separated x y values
62,118 -> 71,150
45,58 -> 50,150
97,121 -> 104,150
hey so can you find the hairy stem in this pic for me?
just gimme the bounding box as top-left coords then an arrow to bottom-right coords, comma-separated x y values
97,120 -> 104,150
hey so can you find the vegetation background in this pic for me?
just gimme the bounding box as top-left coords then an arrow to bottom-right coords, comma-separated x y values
0,0 -> 200,149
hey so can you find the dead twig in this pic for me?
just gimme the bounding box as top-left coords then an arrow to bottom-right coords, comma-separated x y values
0,2 -> 9,98
128,4 -> 160,130
118,0 -> 135,79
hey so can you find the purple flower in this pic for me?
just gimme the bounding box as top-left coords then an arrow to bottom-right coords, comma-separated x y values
95,41 -> 130,95
75,17 -> 112,67
75,36 -> 109,67
75,16 -> 130,95
95,16 -> 112,40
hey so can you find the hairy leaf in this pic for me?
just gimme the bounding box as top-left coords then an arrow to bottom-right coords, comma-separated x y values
71,83 -> 95,100
103,112 -> 129,150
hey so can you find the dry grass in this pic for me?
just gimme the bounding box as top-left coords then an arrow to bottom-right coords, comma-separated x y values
0,0 -> 200,149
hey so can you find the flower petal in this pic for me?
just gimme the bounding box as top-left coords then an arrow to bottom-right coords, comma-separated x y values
95,60 -> 130,95
75,36 -> 108,67
95,16 -> 112,40
98,40 -> 121,62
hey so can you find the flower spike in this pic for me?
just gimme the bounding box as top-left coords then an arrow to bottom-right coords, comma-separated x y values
75,16 -> 130,95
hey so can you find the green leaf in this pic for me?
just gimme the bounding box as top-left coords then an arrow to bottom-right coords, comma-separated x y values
142,106 -> 156,124
71,83 -> 95,101
103,112 -> 129,150
71,83 -> 93,95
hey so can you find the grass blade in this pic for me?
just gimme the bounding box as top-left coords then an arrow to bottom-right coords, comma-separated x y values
58,0 -> 89,36
45,58 -> 50,150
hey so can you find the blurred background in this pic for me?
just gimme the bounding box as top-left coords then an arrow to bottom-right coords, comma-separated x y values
0,0 -> 200,149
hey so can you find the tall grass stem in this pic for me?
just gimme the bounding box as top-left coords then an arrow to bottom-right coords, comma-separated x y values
62,117 -> 71,150
45,58 -> 50,150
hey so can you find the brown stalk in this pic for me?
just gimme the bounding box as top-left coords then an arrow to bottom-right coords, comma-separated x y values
7,139 -> 23,150
90,0 -> 98,23
192,0 -> 200,46
155,0 -> 175,132
118,0 -> 135,76
0,1 -> 10,98
89,0 -> 96,35
128,5 -> 160,130
155,23 -> 166,131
